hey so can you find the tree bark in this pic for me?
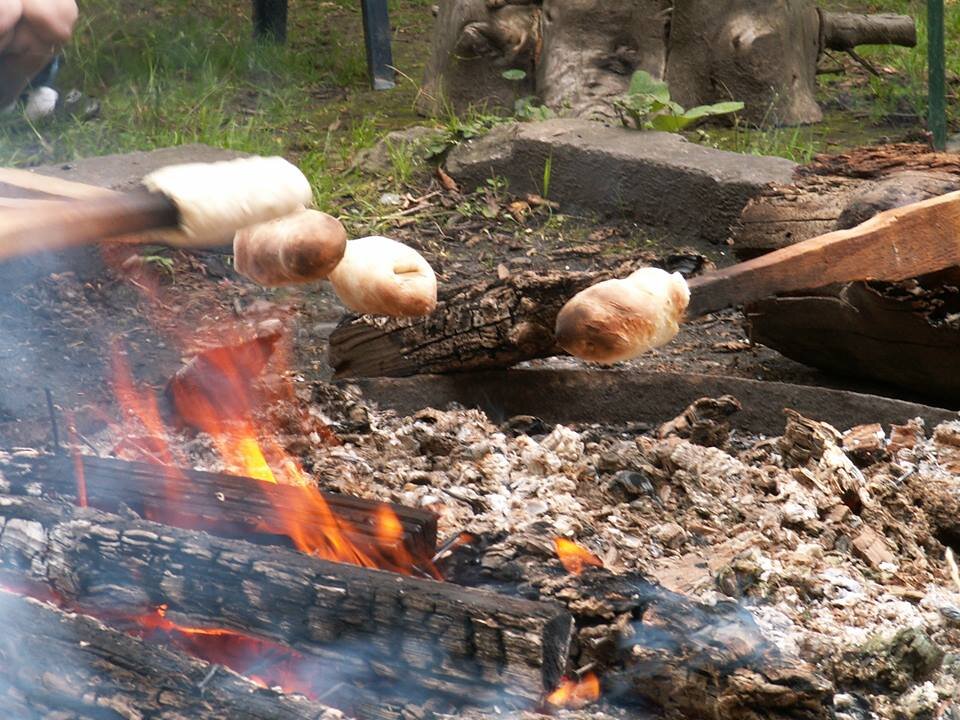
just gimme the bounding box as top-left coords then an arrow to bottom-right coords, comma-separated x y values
420,1 -> 917,126
0,592 -> 336,720
0,494 -> 574,710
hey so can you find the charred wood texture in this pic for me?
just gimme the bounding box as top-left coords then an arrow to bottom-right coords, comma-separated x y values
420,0 -> 915,126
599,571 -> 833,720
6,454 -> 438,559
731,144 -> 960,401
0,591 -> 336,720
0,495 -> 574,709
330,257 -> 704,378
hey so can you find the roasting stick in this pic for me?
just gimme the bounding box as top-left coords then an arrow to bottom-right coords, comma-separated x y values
557,190 -> 960,363
686,189 -> 960,317
0,156 -> 313,262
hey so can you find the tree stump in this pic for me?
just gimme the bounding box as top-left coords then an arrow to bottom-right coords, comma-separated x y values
420,0 -> 915,125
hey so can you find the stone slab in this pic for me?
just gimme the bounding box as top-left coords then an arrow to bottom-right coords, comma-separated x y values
445,119 -> 797,245
31,144 -> 247,191
350,369 -> 956,436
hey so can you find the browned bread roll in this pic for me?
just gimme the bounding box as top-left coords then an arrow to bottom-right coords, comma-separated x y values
233,208 -> 347,286
555,267 -> 690,364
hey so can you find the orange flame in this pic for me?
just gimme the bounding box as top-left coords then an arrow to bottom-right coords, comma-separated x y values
546,673 -> 601,709
554,538 -> 604,575
109,342 -> 437,577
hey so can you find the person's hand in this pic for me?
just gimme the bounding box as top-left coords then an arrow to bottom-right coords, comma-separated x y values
0,0 -> 78,109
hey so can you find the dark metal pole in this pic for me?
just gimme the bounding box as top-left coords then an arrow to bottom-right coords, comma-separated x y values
361,0 -> 396,90
927,0 -> 947,150
252,0 -> 288,43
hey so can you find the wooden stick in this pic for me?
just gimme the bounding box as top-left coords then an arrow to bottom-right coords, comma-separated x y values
0,192 -> 180,261
0,167 -> 118,200
688,190 -> 960,317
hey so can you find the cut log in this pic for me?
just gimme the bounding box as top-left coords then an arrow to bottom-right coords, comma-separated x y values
734,171 -> 960,260
0,590 -> 337,720
329,257 -> 705,378
0,494 -> 574,711
820,12 -> 916,51
3,454 -> 438,560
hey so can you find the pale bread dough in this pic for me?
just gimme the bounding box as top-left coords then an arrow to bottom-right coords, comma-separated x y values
142,156 -> 313,245
329,236 -> 437,317
555,267 -> 690,364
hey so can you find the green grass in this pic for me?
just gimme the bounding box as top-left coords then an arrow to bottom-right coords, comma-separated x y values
0,0 -> 951,213
0,0 -> 437,217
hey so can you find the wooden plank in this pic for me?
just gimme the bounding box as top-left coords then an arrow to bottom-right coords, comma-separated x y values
0,494 -> 574,709
688,190 -> 960,317
7,454 -> 438,561
0,167 -> 118,201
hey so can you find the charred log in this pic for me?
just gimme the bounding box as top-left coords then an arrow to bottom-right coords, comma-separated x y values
3,454 -> 438,559
0,591 -> 336,720
0,494 -> 574,710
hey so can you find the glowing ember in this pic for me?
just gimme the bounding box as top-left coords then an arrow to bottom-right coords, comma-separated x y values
545,672 -> 601,709
554,538 -> 604,575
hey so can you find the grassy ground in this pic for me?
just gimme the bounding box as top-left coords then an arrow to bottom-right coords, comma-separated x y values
0,0 -> 955,207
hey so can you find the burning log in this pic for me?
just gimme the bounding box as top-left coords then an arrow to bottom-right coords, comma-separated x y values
329,258 -> 705,378
4,454 -> 438,561
0,494 -> 574,711
0,590 -> 337,720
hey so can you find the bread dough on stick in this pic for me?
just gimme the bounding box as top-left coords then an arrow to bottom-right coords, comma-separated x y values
329,236 -> 437,317
555,267 -> 690,364
142,156 -> 313,245
233,209 -> 347,286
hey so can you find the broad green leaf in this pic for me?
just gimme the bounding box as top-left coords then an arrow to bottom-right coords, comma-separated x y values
682,101 -> 745,120
628,70 -> 670,104
502,68 -> 527,81
650,114 -> 693,132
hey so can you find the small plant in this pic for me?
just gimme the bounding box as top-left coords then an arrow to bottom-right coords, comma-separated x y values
142,252 -> 176,277
501,69 -> 554,122
614,70 -> 743,132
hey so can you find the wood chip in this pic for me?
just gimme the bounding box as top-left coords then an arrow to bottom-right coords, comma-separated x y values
852,526 -> 896,569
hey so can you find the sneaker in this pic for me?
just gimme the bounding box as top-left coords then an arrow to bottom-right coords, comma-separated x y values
24,86 -> 59,121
